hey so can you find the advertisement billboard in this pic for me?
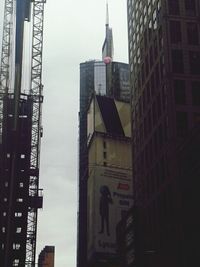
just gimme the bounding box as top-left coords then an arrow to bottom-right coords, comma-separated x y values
87,165 -> 133,261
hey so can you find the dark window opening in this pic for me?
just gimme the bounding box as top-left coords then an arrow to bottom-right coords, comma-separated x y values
176,112 -> 188,136
193,113 -> 200,126
103,140 -> 106,149
168,0 -> 180,15
192,81 -> 200,105
172,50 -> 184,73
187,23 -> 199,45
184,0 -> 196,16
170,21 -> 182,44
189,51 -> 200,75
174,80 -> 186,105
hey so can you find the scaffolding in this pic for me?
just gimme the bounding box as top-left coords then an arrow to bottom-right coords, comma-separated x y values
0,1 -> 46,266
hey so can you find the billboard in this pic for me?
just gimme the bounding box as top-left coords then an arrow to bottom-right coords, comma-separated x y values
87,165 -> 133,261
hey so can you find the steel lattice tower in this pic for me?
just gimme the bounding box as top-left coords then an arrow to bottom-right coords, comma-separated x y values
0,1 -> 46,266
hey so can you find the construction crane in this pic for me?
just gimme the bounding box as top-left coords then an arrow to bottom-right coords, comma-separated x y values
0,0 -> 46,266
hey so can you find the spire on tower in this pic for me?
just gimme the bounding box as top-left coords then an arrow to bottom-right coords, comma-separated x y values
106,1 -> 109,27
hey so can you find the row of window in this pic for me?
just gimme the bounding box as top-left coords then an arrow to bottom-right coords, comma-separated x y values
129,0 -> 161,49
172,49 -> 200,75
135,156 -> 167,202
176,112 -> 200,137
174,80 -> 200,106
170,21 -> 199,46
168,0 -> 197,16
1,227 -> 22,234
133,78 -> 166,131
130,14 -> 163,70
1,212 -> 23,217
133,118 -> 168,173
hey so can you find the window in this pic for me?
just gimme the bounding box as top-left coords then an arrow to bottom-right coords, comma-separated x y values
193,113 -> 200,125
103,140 -> 106,149
13,243 -> 20,250
170,21 -> 182,44
13,259 -> 20,266
171,50 -> 184,73
19,182 -> 24,188
16,198 -> 23,203
15,212 -> 22,217
176,112 -> 188,136
174,80 -> 186,105
168,0 -> 180,15
103,151 -> 107,159
189,51 -> 200,75
192,81 -> 200,105
185,0 -> 196,16
16,227 -> 22,233
187,23 -> 199,45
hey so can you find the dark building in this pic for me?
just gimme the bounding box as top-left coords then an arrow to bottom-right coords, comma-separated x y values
38,246 -> 55,267
77,5 -> 130,267
116,206 -> 135,267
127,0 -> 200,266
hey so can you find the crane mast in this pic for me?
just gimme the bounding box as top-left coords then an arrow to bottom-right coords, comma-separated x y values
0,1 -> 46,266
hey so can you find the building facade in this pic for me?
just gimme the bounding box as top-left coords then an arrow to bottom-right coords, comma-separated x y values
38,246 -> 55,267
127,0 -> 200,266
87,95 -> 133,267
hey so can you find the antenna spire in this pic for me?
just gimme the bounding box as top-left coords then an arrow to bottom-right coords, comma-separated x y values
106,1 -> 109,27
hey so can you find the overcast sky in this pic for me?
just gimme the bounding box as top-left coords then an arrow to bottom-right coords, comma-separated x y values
0,1 -> 128,266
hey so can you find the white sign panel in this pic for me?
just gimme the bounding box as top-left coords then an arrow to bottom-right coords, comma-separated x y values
88,166 -> 133,260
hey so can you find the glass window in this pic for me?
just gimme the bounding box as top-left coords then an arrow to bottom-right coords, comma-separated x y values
189,51 -> 200,75
192,81 -> 200,105
193,113 -> 200,125
171,50 -> 184,73
168,0 -> 180,15
185,0 -> 196,16
187,23 -> 199,45
174,80 -> 186,105
176,112 -> 188,136
170,21 -> 182,44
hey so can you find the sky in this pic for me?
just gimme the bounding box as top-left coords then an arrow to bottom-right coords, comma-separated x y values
0,0 -> 128,266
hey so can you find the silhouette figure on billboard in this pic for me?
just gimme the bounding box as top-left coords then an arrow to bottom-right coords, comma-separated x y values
99,185 -> 113,236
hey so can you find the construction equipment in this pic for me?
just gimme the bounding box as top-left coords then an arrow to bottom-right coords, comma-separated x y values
0,1 -> 46,266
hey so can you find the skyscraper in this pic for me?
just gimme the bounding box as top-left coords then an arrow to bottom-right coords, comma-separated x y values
127,0 -> 200,266
77,5 -> 130,267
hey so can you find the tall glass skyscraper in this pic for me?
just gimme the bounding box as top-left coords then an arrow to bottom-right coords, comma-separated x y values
127,0 -> 200,266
